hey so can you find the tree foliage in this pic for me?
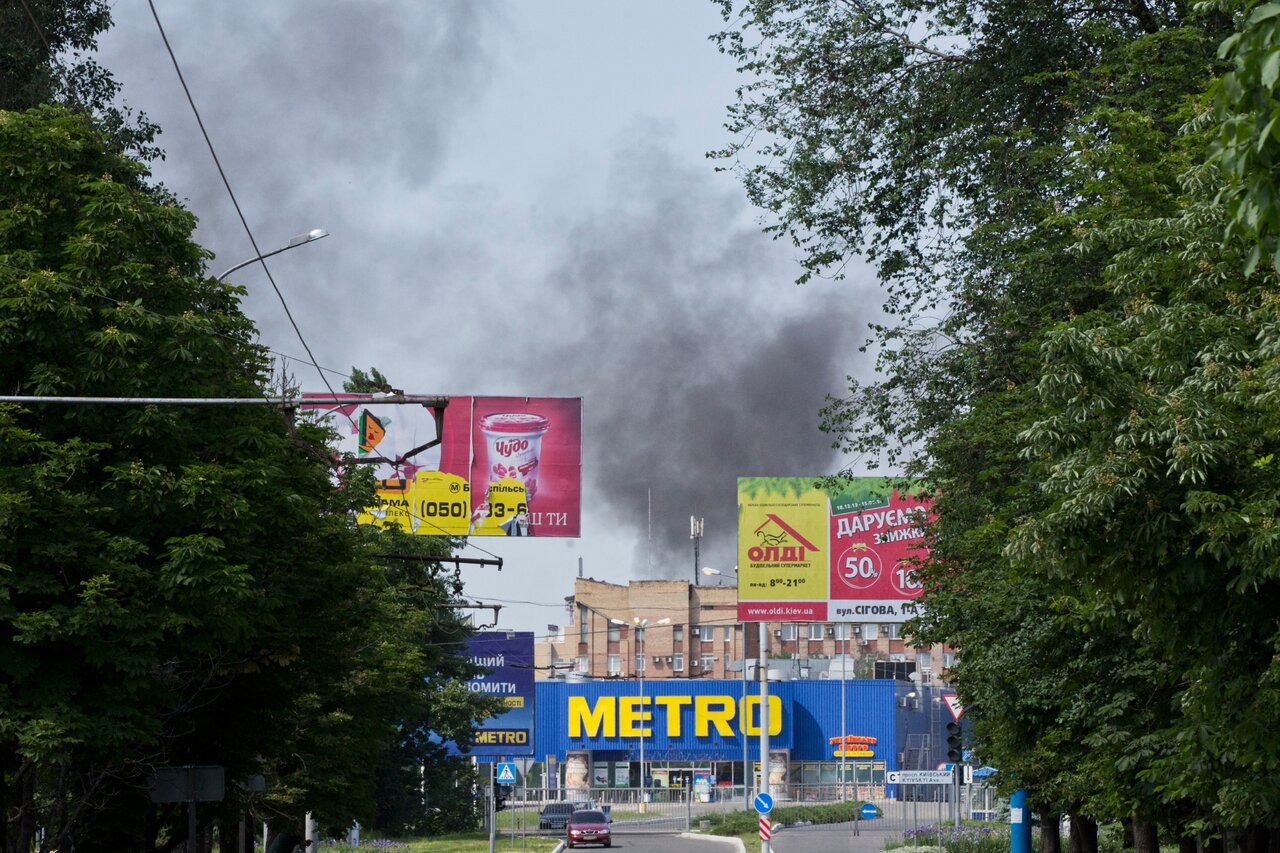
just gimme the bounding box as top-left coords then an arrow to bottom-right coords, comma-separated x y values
719,0 -> 1280,839
0,107 -> 494,851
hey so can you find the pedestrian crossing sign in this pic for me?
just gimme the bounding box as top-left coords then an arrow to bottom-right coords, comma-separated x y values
496,763 -> 517,784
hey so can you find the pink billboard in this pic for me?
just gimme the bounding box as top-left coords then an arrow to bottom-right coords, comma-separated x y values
302,394 -> 582,538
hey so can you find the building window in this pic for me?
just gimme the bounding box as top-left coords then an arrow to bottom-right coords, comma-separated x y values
943,652 -> 958,669
635,654 -> 645,673
673,653 -> 684,671
832,624 -> 853,641
608,623 -> 620,642
808,623 -> 824,641
701,654 -> 714,671
888,623 -> 903,640
916,652 -> 932,672
673,625 -> 684,643
862,623 -> 878,640
579,605 -> 588,642
781,624 -> 797,641
724,625 -> 732,643
608,654 -> 621,675
635,627 -> 644,646
575,656 -> 588,673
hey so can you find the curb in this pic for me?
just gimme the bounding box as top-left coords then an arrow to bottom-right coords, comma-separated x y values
550,843 -> 565,853
679,831 -> 747,853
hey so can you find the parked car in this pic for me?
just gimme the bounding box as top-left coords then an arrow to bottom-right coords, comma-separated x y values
566,808 -> 611,848
538,801 -> 591,831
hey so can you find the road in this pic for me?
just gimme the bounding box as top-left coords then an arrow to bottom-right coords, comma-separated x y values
766,821 -> 895,853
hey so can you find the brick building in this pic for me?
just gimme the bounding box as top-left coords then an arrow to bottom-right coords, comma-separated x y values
536,577 -> 955,684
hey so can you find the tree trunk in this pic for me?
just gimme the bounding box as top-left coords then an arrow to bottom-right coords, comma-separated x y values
1133,817 -> 1160,853
1124,818 -> 1136,849
1178,832 -> 1197,853
1040,812 -> 1062,853
1069,814 -> 1099,853
1241,826 -> 1270,853
11,760 -> 35,853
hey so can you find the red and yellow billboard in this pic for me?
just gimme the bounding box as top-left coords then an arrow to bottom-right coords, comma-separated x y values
737,478 -> 931,622
303,395 -> 582,537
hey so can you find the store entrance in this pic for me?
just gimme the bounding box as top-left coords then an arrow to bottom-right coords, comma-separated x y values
668,769 -> 693,791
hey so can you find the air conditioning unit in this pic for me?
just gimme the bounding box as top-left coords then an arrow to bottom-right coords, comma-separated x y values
880,625 -> 891,636
691,627 -> 700,637
860,638 -> 871,646
691,660 -> 699,667
826,626 -> 835,637
664,656 -> 673,663
652,656 -> 662,664
852,626 -> 862,636
773,630 -> 782,638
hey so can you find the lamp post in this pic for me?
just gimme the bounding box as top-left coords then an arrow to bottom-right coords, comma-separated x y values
216,228 -> 329,281
633,616 -> 670,811
702,566 -> 749,808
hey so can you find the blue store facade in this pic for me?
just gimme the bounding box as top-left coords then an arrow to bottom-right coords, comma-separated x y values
525,678 -> 945,795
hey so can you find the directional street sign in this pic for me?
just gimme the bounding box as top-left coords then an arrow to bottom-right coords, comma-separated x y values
887,770 -> 954,785
753,792 -> 774,814
495,762 -> 517,785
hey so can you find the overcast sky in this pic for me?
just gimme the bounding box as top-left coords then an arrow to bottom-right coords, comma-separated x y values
95,0 -> 882,632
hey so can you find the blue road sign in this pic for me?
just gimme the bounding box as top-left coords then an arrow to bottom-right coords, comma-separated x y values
495,763 -> 517,785
754,792 -> 774,814
860,803 -> 879,820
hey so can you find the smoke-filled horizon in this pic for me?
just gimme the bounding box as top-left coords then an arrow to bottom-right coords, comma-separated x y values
93,1 -> 882,613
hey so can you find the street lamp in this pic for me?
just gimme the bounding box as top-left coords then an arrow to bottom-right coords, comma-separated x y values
703,566 -> 752,809
633,616 -> 670,811
216,228 -> 329,281
700,565 -> 737,584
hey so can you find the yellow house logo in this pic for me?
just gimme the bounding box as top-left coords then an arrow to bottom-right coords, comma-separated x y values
568,695 -> 783,738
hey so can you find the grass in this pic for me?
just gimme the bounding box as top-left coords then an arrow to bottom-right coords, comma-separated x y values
700,801 -> 874,837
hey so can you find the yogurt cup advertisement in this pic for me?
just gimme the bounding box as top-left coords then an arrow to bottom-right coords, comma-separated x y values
738,477 -> 931,622
302,394 -> 582,537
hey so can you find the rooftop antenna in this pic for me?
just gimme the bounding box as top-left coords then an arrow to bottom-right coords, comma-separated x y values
690,516 -> 704,586
647,487 -> 653,575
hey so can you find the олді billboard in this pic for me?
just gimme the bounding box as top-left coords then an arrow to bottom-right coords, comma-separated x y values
737,477 -> 931,622
302,395 -> 582,537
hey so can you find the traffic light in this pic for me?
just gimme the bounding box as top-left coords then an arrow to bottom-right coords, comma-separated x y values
946,721 -> 963,764
494,784 -> 510,812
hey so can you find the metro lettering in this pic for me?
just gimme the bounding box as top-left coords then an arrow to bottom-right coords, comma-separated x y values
565,695 -> 783,739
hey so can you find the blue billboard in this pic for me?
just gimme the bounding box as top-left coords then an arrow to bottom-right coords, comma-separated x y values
465,631 -> 535,756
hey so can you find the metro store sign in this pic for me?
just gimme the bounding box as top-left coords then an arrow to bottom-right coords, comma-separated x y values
568,695 -> 784,739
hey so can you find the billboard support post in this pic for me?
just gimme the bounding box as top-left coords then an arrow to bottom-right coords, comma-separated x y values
759,621 -> 770,853
487,762 -> 495,853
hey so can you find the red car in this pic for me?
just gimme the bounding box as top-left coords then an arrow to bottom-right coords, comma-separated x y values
566,808 -> 611,848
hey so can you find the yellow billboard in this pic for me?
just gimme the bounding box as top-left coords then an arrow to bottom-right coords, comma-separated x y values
737,478 -> 828,620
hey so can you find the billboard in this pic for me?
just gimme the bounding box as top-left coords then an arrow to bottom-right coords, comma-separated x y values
302,395 -> 582,537
737,477 -> 931,622
463,631 -> 535,756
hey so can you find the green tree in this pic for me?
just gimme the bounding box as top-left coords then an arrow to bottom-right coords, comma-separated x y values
1209,0 -> 1280,272
718,0 -> 1241,840
0,0 -> 159,159
0,107 -> 496,851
